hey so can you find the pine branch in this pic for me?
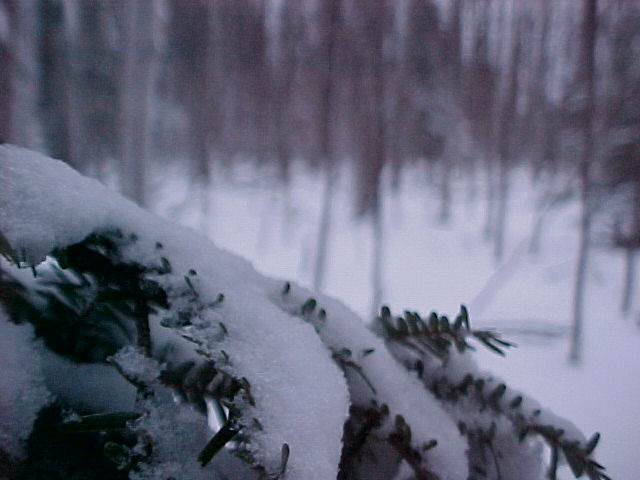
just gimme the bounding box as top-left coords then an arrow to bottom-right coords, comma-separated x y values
388,415 -> 440,480
1,216 -> 613,480
338,404 -> 387,480
378,305 -> 514,359
380,304 -> 609,480
22,232 -> 273,473
437,372 -> 609,480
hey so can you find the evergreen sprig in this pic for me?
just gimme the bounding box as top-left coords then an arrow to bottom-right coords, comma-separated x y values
1,231 -> 611,480
430,357 -> 608,479
377,305 -> 514,359
450,376 -> 607,479
378,304 -> 609,480
286,293 -> 445,480
5,232 -> 270,474
0,261 -> 135,362
338,404 -> 388,480
388,414 -> 440,480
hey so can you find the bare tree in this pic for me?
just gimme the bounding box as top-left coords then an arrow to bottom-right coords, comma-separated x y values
73,1 -> 120,170
167,0 -> 219,230
37,0 -> 77,166
599,1 -> 640,316
459,0 -> 498,242
346,0 -> 389,317
0,1 -> 16,143
269,0 -> 303,185
313,0 -> 341,293
119,0 -> 161,207
621,184 -> 640,315
569,0 -> 598,364
493,5 -> 523,262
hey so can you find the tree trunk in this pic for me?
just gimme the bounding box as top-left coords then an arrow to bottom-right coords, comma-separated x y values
61,0 -> 83,170
38,0 -> 76,165
621,183 -> 640,314
119,0 -> 159,207
493,8 -> 521,262
569,0 -> 597,364
483,158 -> 496,242
312,0 -> 340,292
493,161 -> 510,261
529,206 -> 545,255
313,167 -> 336,292
570,200 -> 591,364
621,249 -> 636,315
438,161 -> 452,225
0,1 -> 16,143
366,0 -> 387,318
270,0 -> 302,181
370,204 -> 384,319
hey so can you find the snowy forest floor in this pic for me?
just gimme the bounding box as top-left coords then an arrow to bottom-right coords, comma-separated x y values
147,161 -> 640,480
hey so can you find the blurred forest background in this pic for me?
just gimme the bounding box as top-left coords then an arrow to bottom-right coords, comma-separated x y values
1,0 -> 639,364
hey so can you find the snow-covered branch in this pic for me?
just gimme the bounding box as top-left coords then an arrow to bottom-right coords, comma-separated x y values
0,146 -> 609,480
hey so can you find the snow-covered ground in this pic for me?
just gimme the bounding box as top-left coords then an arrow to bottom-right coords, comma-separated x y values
153,161 -> 640,480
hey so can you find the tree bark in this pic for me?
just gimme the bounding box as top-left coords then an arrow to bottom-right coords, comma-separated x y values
621,183 -> 640,314
38,0 -> 76,165
0,1 -> 16,143
622,249 -> 636,315
569,0 -> 597,364
312,0 -> 340,292
119,0 -> 159,207
483,158 -> 496,242
314,167 -> 336,292
365,0 -> 387,317
493,8 -> 522,262
370,204 -> 384,319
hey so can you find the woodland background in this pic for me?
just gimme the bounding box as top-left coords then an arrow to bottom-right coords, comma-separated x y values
1,0 -> 639,372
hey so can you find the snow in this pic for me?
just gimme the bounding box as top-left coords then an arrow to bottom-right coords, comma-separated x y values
128,400 -> 224,480
0,309 -> 52,460
274,283 -> 468,480
110,346 -> 165,385
0,145 -> 351,480
0,145 -> 127,265
150,158 -> 638,479
2,144 -> 636,479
